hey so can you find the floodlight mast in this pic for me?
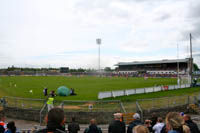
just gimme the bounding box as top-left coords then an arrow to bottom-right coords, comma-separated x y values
96,38 -> 101,72
189,33 -> 193,84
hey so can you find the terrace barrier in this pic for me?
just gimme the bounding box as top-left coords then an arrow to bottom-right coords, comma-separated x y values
135,92 -> 200,121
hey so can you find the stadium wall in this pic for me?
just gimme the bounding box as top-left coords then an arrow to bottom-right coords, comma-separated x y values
3,107 -> 115,124
142,104 -> 189,121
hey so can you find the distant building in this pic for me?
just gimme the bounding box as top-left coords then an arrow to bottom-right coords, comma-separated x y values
60,67 -> 69,73
115,58 -> 191,75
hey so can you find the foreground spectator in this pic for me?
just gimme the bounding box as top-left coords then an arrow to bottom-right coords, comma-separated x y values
68,117 -> 80,133
133,125 -> 150,133
153,117 -> 164,133
165,112 -> 184,133
36,107 -> 66,133
183,114 -> 200,133
144,120 -> 153,133
160,124 -> 167,133
84,119 -> 102,133
0,113 -> 6,133
150,113 -> 158,128
127,113 -> 142,133
5,121 -> 16,133
0,125 -> 4,133
108,113 -> 125,133
182,125 -> 190,133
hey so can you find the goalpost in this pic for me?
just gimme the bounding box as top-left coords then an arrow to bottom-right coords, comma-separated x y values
179,75 -> 191,84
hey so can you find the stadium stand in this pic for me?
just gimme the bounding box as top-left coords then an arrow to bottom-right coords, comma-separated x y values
115,58 -> 191,77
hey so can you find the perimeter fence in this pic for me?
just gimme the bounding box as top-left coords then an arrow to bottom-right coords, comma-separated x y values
135,92 -> 200,121
0,97 -> 125,112
143,92 -> 200,109
98,84 -> 190,99
1,96 -> 46,109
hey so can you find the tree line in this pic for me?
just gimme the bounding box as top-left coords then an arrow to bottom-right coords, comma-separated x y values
0,65 -> 115,73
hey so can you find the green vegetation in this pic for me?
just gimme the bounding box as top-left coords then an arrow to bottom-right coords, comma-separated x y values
0,76 -> 199,102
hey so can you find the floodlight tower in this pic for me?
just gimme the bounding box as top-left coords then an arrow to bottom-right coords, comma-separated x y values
189,33 -> 193,84
96,38 -> 101,72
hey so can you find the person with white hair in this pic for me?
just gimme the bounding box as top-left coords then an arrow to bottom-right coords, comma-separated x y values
108,113 -> 125,133
127,113 -> 142,133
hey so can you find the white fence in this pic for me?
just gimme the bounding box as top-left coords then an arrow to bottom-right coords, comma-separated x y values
98,84 -> 191,99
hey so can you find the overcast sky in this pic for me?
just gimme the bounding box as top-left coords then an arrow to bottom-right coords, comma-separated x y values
0,0 -> 200,69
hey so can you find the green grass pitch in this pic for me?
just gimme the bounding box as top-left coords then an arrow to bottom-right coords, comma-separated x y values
0,76 -> 198,101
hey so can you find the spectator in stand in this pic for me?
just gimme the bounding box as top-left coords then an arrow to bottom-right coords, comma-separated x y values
183,114 -> 200,133
150,113 -> 158,128
36,107 -> 66,133
165,112 -> 184,133
153,117 -> 164,133
144,119 -> 153,133
133,125 -> 150,133
115,110 -> 124,122
0,113 -> 6,133
68,117 -> 80,133
5,121 -> 16,133
84,119 -> 102,133
108,113 -> 126,133
160,124 -> 167,133
127,113 -> 143,133
0,125 -> 4,133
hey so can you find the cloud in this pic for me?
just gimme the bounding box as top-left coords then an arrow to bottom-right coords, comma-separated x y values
0,0 -> 200,68
180,0 -> 200,39
155,14 -> 171,21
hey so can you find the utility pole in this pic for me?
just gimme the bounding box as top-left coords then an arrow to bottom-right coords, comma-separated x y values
189,33 -> 193,85
177,43 -> 180,86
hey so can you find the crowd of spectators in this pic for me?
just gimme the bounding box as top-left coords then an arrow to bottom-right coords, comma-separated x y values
0,108 -> 200,133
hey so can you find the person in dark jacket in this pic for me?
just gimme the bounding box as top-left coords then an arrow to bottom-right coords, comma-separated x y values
84,119 -> 102,133
160,124 -> 167,133
127,113 -> 142,133
183,114 -> 200,133
0,113 -> 6,133
0,125 -> 5,133
68,117 -> 80,133
108,113 -> 126,133
5,121 -> 16,133
36,107 -> 66,133
150,113 -> 158,128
